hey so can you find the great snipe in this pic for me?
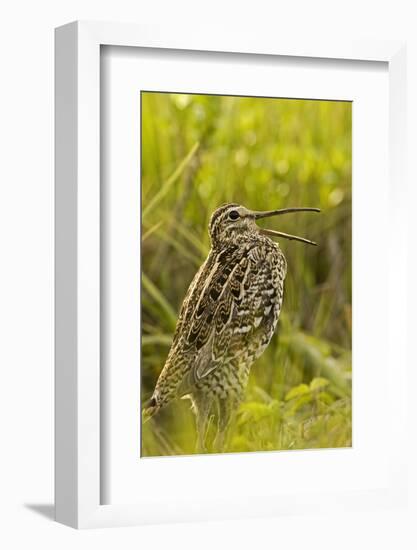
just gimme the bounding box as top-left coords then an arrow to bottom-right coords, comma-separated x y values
143,203 -> 319,452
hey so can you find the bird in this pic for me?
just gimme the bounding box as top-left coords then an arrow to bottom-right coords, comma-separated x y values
143,203 -> 320,452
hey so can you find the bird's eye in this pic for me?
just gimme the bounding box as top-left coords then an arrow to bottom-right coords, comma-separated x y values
228,210 -> 240,221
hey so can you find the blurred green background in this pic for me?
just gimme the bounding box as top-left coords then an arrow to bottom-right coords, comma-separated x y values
141,92 -> 352,457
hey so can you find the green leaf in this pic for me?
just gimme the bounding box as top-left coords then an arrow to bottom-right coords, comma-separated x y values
285,383 -> 310,401
284,394 -> 313,416
238,402 -> 272,424
284,332 -> 351,395
317,391 -> 335,405
310,377 -> 330,391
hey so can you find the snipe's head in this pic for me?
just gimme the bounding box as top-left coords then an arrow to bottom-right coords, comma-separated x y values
209,203 -> 320,248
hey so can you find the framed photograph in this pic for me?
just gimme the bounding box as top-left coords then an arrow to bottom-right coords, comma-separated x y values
55,21 -> 407,528
139,91 -> 350,459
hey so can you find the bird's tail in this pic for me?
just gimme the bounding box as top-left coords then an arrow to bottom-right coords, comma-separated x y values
142,396 -> 160,423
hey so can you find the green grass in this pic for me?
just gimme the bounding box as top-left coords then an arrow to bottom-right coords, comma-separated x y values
141,92 -> 352,456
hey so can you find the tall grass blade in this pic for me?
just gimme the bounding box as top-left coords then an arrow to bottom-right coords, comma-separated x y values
142,141 -> 200,219
142,272 -> 178,329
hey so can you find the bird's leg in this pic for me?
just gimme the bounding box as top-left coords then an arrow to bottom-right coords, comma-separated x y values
192,394 -> 212,454
214,398 -> 237,453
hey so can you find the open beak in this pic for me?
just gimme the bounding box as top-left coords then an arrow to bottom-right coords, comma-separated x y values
252,207 -> 320,246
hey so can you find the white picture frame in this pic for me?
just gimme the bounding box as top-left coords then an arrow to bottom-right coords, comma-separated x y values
55,21 -> 407,529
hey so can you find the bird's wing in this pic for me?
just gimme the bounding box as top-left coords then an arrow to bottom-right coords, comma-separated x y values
180,244 -> 284,386
170,259 -> 208,349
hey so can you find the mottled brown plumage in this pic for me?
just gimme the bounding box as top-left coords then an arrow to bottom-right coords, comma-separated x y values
143,203 -> 319,451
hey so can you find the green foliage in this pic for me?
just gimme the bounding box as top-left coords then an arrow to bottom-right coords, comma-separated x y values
141,92 -> 352,456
